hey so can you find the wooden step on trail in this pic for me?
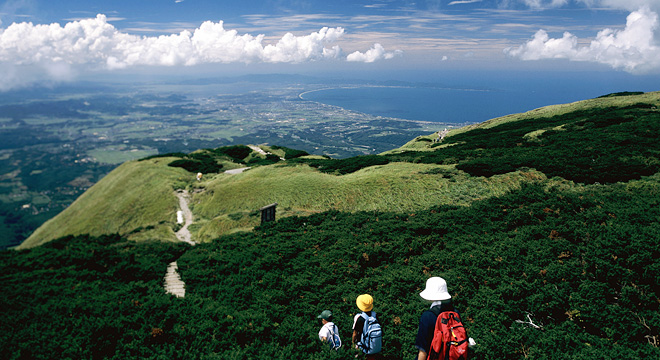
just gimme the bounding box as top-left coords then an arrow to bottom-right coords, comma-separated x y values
164,261 -> 185,298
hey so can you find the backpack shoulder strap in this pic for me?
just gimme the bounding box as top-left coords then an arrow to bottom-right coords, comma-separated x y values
333,324 -> 341,340
329,324 -> 340,348
428,305 -> 443,316
361,312 -> 369,334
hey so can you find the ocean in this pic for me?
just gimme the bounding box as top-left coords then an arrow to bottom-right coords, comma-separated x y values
300,70 -> 660,125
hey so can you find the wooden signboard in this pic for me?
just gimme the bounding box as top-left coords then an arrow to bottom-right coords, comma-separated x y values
260,203 -> 278,225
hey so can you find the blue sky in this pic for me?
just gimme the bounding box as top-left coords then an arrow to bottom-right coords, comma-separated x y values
1,0 -> 660,90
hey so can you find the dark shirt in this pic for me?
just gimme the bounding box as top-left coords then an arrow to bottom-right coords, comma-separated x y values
414,301 -> 458,354
353,311 -> 373,344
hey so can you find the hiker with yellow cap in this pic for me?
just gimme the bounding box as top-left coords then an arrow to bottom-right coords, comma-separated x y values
352,294 -> 383,358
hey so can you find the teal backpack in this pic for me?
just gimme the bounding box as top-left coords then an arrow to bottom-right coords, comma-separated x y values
359,312 -> 382,354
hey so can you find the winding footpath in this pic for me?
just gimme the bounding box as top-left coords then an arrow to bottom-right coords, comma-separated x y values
164,190 -> 195,298
175,190 -> 195,246
164,167 -> 251,297
163,262 -> 186,298
163,167 -> 249,298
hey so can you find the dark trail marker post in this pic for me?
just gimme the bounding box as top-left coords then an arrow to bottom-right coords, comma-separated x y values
260,203 -> 278,225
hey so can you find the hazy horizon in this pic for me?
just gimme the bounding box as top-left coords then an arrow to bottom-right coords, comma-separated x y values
2,0 -> 660,92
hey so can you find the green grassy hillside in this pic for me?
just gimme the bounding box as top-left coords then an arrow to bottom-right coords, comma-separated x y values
19,91 -> 660,248
17,146 -> 280,248
394,90 -> 660,144
383,92 -> 660,184
18,157 -> 188,248
189,163 -> 538,242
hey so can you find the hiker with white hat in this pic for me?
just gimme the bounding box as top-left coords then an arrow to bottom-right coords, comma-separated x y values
414,277 -> 473,360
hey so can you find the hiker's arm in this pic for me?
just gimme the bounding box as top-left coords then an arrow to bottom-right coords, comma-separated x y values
352,315 -> 364,347
415,311 -> 435,360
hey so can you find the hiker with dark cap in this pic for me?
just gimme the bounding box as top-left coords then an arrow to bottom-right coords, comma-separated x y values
353,294 -> 383,358
414,277 -> 474,360
318,310 -> 342,350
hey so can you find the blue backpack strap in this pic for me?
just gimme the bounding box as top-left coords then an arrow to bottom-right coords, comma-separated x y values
331,324 -> 341,349
359,312 -> 368,333
358,312 -> 369,349
361,311 -> 376,333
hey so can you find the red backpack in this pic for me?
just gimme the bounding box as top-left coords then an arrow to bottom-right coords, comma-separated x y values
427,310 -> 469,360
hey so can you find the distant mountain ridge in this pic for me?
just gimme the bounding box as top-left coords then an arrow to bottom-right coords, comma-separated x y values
18,91 -> 660,249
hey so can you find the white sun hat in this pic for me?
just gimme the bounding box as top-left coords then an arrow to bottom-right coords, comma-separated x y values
419,277 -> 452,301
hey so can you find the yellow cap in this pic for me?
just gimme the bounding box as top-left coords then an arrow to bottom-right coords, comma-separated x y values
356,294 -> 373,312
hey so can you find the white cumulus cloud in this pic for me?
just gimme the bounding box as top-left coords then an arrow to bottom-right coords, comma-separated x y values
519,0 -> 569,9
505,7 -> 660,74
577,0 -> 660,12
346,43 -> 402,62
0,14 -> 399,90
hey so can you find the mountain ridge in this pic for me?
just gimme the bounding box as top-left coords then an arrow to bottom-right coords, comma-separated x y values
18,90 -> 660,249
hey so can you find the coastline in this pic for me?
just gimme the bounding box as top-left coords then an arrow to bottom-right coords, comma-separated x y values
299,85 -> 453,126
297,84 -> 486,126
298,85 -> 414,100
298,84 -> 491,100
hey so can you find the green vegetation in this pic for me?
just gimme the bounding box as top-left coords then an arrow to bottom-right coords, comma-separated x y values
189,163 -> 531,243
18,157 -> 190,248
21,91 -> 660,247
597,91 -> 644,98
291,154 -> 390,175
212,145 -> 253,163
267,145 -> 310,159
2,175 -> 659,359
384,94 -> 660,185
168,151 -> 225,174
88,146 -> 159,164
179,178 -> 660,359
4,91 -> 660,358
1,235 -> 190,359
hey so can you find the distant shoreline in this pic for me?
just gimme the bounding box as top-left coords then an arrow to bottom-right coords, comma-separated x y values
297,85 -> 486,126
299,85 -> 449,125
298,84 -> 490,100
298,85 -> 413,100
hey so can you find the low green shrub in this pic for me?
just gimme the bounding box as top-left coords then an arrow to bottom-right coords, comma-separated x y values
291,155 -> 390,175
247,154 -> 281,166
270,145 -> 309,159
3,178 -> 660,359
386,105 -> 660,184
212,145 -> 253,163
138,152 -> 187,161
168,158 -> 223,174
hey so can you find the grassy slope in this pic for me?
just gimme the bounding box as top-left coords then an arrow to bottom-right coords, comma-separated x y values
189,163 -> 540,242
20,91 -> 660,247
390,91 -> 660,152
18,157 -> 189,249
